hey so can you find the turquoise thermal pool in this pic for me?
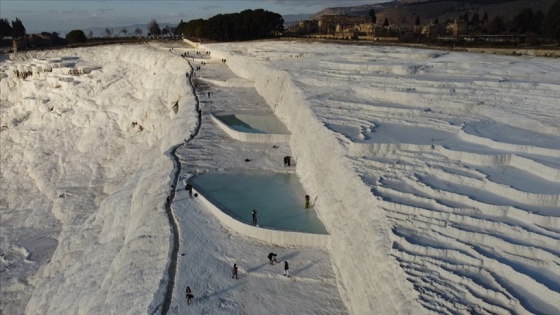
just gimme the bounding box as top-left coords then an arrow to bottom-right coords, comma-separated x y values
189,173 -> 328,234
215,114 -> 290,134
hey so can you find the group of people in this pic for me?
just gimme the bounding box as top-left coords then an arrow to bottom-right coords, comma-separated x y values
268,253 -> 290,276
179,52 -> 195,61
185,253 -> 290,306
228,253 -> 289,280
194,51 -> 210,55
178,44 -> 301,307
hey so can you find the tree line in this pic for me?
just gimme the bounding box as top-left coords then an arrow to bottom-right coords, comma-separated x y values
0,18 -> 25,39
2,2 -> 558,46
368,1 -> 559,41
466,4 -> 559,40
175,9 -> 284,41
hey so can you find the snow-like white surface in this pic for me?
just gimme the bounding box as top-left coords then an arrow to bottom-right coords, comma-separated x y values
203,41 -> 560,315
1,39 -> 559,315
1,44 -> 197,314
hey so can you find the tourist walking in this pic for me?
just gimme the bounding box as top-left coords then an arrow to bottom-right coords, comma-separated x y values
185,286 -> 194,305
284,261 -> 290,277
186,183 -> 193,197
252,209 -> 257,225
232,263 -> 238,279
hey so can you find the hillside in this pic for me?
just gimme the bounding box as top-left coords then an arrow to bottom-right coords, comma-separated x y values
309,0 -> 556,26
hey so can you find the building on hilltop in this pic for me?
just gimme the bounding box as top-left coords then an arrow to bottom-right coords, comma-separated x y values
452,19 -> 469,36
421,23 -> 448,37
12,32 -> 62,51
317,15 -> 372,36
290,13 -> 475,40
299,20 -> 318,33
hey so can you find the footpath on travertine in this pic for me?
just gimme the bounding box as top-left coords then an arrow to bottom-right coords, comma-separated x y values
165,41 -> 347,315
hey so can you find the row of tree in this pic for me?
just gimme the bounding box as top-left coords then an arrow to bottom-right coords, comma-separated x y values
175,9 -> 283,41
451,7 -> 557,38
65,19 -> 180,44
147,20 -> 175,36
97,21 -> 175,38
1,17 -> 174,41
4,2 -> 559,45
373,0 -> 559,40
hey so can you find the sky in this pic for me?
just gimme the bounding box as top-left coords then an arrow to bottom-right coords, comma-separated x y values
0,0 -> 384,34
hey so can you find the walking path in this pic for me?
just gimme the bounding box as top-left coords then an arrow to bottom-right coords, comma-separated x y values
160,41 -> 347,315
160,49 -> 202,314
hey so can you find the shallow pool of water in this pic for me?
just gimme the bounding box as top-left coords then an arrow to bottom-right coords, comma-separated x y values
190,173 -> 327,234
215,114 -> 289,134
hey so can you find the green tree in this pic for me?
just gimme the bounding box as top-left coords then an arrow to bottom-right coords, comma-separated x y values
533,10 -> 545,34
462,12 -> 469,23
104,28 -> 113,38
383,18 -> 389,27
434,17 -> 439,25
11,17 -> 26,38
415,16 -> 420,26
542,0 -> 560,41
120,27 -> 128,37
368,9 -> 377,24
471,13 -> 480,26
0,18 -> 12,39
134,28 -> 143,36
162,25 -> 170,35
66,30 -> 87,43
488,15 -> 505,34
511,8 -> 544,34
482,12 -> 489,24
176,9 -> 282,41
149,19 -> 161,35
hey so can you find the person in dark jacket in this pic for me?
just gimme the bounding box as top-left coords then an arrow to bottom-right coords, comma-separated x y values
232,263 -> 238,279
186,183 -> 193,197
284,261 -> 290,277
185,286 -> 194,305
268,252 -> 277,264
